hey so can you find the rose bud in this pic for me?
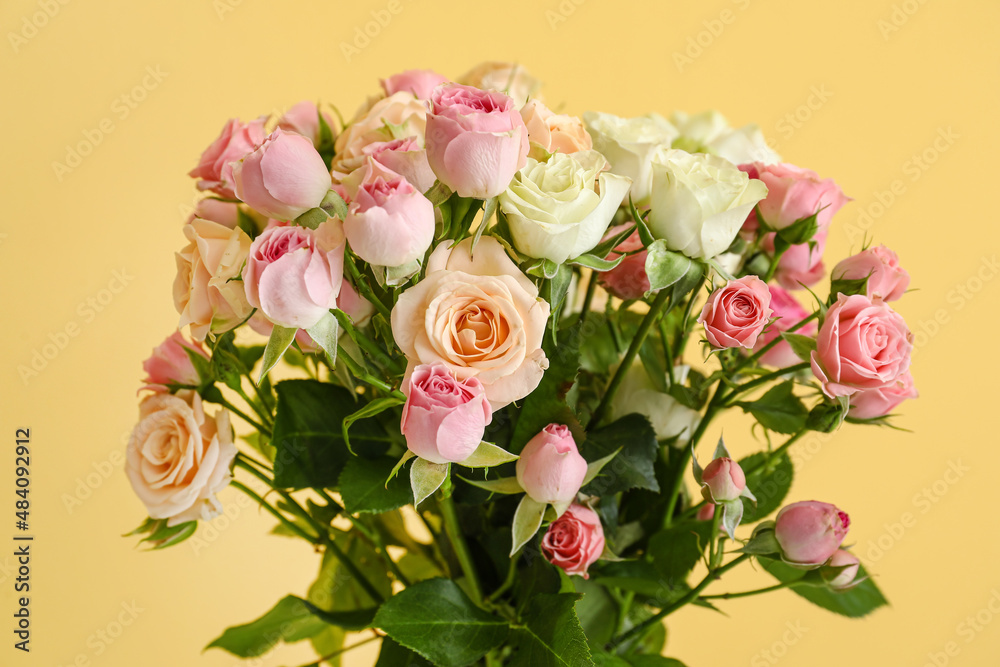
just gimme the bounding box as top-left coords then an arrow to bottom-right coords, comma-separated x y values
598,226 -> 650,301
744,162 -> 849,232
515,424 -> 587,506
401,364 -> 492,464
232,128 -> 332,220
188,117 -> 267,199
141,331 -> 209,393
190,197 -> 240,229
520,99 -> 592,159
697,503 -> 717,521
848,371 -> 918,419
343,176 -> 435,267
278,100 -> 335,147
381,68 -> 448,100
810,293 -> 913,398
242,221 -> 346,329
762,230 -> 828,290
822,549 -> 861,590
363,138 -> 437,194
337,280 -> 376,328
700,457 -> 747,503
331,92 -> 428,178
698,276 -> 773,349
774,500 -> 850,566
425,83 -> 529,199
831,245 -> 910,302
541,503 -> 605,579
751,285 -> 818,367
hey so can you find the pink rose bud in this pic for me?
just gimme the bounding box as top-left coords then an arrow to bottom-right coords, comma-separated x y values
190,198 -> 241,229
381,68 -> 449,99
337,280 -> 376,327
762,230 -> 828,291
141,331 -> 209,393
278,101 -> 335,147
697,503 -> 717,521
401,364 -> 492,464
810,293 -> 913,398
698,276 -> 773,349
831,245 -> 910,302
598,226 -> 650,300
744,162 -> 849,232
848,371 -> 918,419
425,83 -> 529,199
343,176 -> 435,267
541,503 -> 605,579
242,222 -> 345,329
823,549 -> 861,589
232,129 -> 332,221
189,117 -> 267,199
363,138 -> 437,194
515,424 -> 588,505
774,500 -> 850,566
752,285 -> 818,367
700,457 -> 747,502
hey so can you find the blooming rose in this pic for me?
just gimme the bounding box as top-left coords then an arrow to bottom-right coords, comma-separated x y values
848,371 -> 918,419
743,162 -> 849,232
142,331 -> 209,393
520,100 -> 592,159
610,361 -> 701,443
278,100 -> 335,147
516,424 -> 587,505
541,503 -> 605,578
425,84 -> 529,199
174,218 -> 253,341
582,111 -> 678,204
698,276 -> 773,349
774,500 -> 850,566
337,138 -> 436,195
125,390 -> 236,526
700,457 -> 747,503
764,230 -> 828,290
332,92 -> 428,177
401,364 -> 492,464
188,117 -> 267,199
232,129 -> 332,220
752,285 -> 818,368
500,151 -> 631,264
242,221 -> 346,329
344,176 -> 435,267
671,110 -> 781,165
190,198 -> 240,229
823,549 -> 861,589
458,61 -> 542,108
598,226 -> 649,300
381,68 -> 448,99
831,245 -> 910,302
648,150 -> 768,260
391,237 -> 550,408
810,293 -> 913,398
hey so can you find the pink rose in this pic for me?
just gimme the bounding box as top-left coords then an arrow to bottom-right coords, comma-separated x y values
242,222 -> 346,329
810,293 -> 913,398
823,549 -> 861,589
401,364 -> 493,464
343,176 -> 434,267
232,129 -> 332,220
141,331 -> 209,393
831,245 -> 910,302
459,61 -> 542,109
698,276 -> 773,349
541,503 -> 605,578
700,457 -> 747,502
848,371 -> 918,419
743,162 -> 849,232
425,83 -> 529,199
697,503 -> 716,521
191,198 -> 240,229
338,280 -> 376,327
381,68 -> 448,99
752,285 -> 818,368
189,117 -> 267,199
774,500 -> 850,566
598,226 -> 649,300
520,99 -> 592,159
278,100 -> 335,147
762,230 -> 828,291
363,138 -> 436,194
516,424 -> 588,505
332,92 -> 427,177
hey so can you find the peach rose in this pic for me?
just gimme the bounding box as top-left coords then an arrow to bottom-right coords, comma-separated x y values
390,237 -> 550,408
331,92 -> 428,177
173,218 -> 253,341
520,99 -> 592,159
125,390 -> 236,526
458,61 -> 542,108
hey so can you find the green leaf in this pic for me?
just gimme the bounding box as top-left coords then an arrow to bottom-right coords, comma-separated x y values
424,180 -> 453,207
511,495 -> 547,554
410,459 -> 449,507
581,414 -> 659,495
738,451 -> 794,523
236,344 -> 266,375
459,475 -> 524,494
210,337 -> 246,392
736,381 -> 808,434
181,345 -> 215,389
807,397 -> 850,433
780,332 -> 818,362
236,207 -> 261,240
340,456 -> 413,514
542,262 -> 574,338
627,657 -> 688,667
829,274 -> 870,301
272,380 -> 390,489
588,222 -> 637,258
574,578 -> 619,648
571,252 -> 625,271
320,189 -> 349,221
206,595 -> 328,657
375,637 -> 434,666
299,598 -> 377,631
644,240 -> 695,293
457,441 -> 519,468
774,209 -> 821,245
305,310 -> 339,367
342,396 -> 405,456
373,579 -> 509,667
760,559 -> 889,618
258,324 -> 297,385
130,519 -> 198,550
508,593 -> 595,667
295,207 -> 329,229
629,196 -> 654,247
648,520 -> 712,584
309,529 -> 392,611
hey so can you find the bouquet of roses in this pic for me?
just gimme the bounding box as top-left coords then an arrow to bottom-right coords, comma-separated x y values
124,61 -> 916,666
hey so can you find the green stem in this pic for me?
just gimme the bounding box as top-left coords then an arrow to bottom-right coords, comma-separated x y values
732,312 -> 819,374
663,380 -> 725,527
709,503 -> 724,567
674,275 -> 707,359
333,309 -> 405,376
214,397 -> 271,436
719,361 -> 811,405
487,551 -> 521,603
438,479 -> 484,605
763,245 -> 788,282
700,580 -> 797,601
231,480 -> 320,544
351,515 -> 412,586
577,271 -> 599,325
345,254 -> 393,322
658,318 -> 675,388
235,385 -> 274,426
336,345 -> 404,398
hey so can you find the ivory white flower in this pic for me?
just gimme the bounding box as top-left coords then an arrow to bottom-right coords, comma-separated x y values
671,110 -> 781,165
500,151 -> 631,264
582,111 -> 678,204
610,361 -> 701,445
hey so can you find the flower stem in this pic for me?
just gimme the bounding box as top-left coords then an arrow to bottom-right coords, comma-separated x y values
700,580 -> 797,601
577,270 -> 599,325
438,477 -> 484,606
213,397 -> 272,436
333,309 -> 405,376
718,361 -> 811,406
231,480 -> 320,544
345,254 -> 393,322
732,312 -> 819,374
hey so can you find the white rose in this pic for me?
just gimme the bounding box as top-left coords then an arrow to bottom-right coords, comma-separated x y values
671,110 -> 781,165
648,149 -> 768,260
125,390 -> 236,525
500,151 -> 631,264
611,362 -> 701,444
582,111 -> 678,204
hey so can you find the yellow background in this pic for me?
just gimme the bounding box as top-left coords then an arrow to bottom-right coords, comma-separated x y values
2,0 -> 998,664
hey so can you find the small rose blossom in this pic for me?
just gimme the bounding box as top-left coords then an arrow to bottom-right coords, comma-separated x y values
701,457 -> 747,503
331,92 -> 428,177
141,331 -> 208,393
520,99 -> 592,159
401,364 -> 493,464
357,138 -> 437,194
582,111 -> 678,205
516,424 -> 588,506
848,371 -> 918,419
188,117 -> 267,199
458,61 -> 542,108
751,285 -> 818,368
232,129 -> 332,220
381,68 -> 449,99
278,101 -> 335,147
190,198 -> 241,229
774,501 -> 850,566
832,245 -> 910,302
343,176 -> 435,267
541,503 -> 605,578
598,226 -> 650,300
763,230 -> 828,291
823,549 -> 861,589
698,276 -> 773,349
744,162 -> 849,232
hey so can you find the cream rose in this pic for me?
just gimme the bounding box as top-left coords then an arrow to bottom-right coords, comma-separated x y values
125,390 -> 236,525
331,92 -> 428,178
500,151 -> 631,264
390,237 -> 550,408
582,111 -> 678,204
458,61 -> 543,108
671,110 -> 781,165
173,218 -> 253,341
610,361 -> 701,444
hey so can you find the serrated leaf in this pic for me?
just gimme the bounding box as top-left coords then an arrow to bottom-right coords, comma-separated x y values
457,441 -> 519,468
410,459 -> 448,507
737,381 -> 807,434
375,637 -> 434,666
581,414 -> 659,495
511,495 -> 547,555
738,451 -> 793,523
508,593 -> 595,667
305,311 -> 339,367
342,396 -> 405,456
340,456 -> 413,514
206,595 -> 328,657
459,475 -> 524,494
648,521 -> 713,584
299,598 -> 376,631
760,559 -> 888,618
